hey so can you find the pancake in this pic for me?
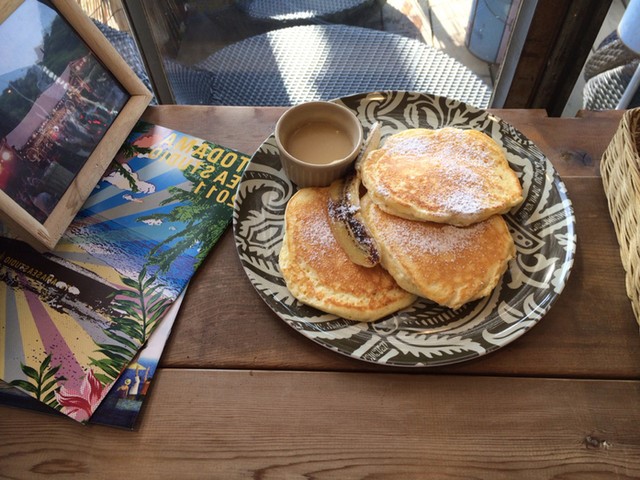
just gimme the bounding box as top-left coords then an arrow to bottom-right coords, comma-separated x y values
360,194 -> 516,310
279,187 -> 416,321
360,127 -> 523,226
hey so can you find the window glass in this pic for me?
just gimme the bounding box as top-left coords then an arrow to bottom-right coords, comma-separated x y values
84,0 -> 523,109
78,0 -> 636,114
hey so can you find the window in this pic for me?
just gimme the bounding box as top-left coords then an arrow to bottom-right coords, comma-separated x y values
79,0 -> 637,115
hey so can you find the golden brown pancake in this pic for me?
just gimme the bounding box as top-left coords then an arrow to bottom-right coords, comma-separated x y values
360,127 -> 523,226
279,188 -> 416,321
360,194 -> 515,310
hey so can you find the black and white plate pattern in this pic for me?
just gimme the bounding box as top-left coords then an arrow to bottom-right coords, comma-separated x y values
233,91 -> 576,367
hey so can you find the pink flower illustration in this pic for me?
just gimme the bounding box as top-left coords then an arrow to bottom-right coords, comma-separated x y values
55,369 -> 106,422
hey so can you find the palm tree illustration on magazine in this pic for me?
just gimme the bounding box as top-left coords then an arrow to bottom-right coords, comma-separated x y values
0,121 -> 249,422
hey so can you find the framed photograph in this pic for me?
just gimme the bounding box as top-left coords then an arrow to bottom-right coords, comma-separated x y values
0,0 -> 152,250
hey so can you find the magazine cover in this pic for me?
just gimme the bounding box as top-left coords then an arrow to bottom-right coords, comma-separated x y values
0,291 -> 184,429
0,121 -> 249,422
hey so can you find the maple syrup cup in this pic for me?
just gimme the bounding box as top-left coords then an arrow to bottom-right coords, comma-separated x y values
275,101 -> 363,188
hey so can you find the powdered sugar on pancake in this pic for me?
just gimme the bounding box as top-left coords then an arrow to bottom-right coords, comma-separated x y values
361,127 -> 522,225
294,200 -> 336,265
380,214 -> 488,258
385,131 -> 490,213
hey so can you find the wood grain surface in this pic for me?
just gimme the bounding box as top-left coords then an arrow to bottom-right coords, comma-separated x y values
140,107 -> 639,378
140,107 -> 623,178
1,107 -> 637,479
1,370 -> 639,479
161,176 -> 640,378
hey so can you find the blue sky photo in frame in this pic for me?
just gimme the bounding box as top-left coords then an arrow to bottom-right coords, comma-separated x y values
0,0 -> 129,224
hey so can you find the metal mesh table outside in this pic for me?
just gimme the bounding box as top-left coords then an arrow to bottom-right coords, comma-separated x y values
196,24 -> 492,108
239,0 -> 374,22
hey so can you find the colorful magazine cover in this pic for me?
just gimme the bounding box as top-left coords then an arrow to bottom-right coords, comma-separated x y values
0,291 -> 184,429
0,121 -> 249,422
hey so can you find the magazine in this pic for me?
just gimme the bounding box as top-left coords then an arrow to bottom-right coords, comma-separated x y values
0,121 -> 249,422
0,291 -> 184,429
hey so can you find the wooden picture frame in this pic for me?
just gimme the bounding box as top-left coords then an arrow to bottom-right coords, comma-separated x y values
0,0 -> 152,250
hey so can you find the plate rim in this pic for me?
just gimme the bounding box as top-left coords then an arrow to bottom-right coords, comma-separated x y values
233,90 -> 576,367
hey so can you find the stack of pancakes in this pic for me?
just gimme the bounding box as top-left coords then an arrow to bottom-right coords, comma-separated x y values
279,127 -> 523,321
279,187 -> 417,321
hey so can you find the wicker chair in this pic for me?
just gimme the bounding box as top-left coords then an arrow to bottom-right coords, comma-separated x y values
92,20 -> 157,103
94,21 -> 218,105
583,31 -> 640,110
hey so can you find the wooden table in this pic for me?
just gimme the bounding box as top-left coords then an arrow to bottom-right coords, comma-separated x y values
1,107 -> 639,478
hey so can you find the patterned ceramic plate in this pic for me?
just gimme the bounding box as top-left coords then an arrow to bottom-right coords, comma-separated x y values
233,91 -> 575,367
